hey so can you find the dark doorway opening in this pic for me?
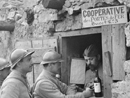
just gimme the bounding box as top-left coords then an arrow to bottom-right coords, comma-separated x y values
61,33 -> 102,85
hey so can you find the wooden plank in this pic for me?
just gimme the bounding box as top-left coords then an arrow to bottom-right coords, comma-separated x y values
54,27 -> 101,37
70,58 -> 86,84
102,25 -> 112,98
112,24 -> 126,80
60,37 -> 69,84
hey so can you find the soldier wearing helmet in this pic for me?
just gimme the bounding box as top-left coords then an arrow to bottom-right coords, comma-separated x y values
33,51 -> 93,98
0,58 -> 10,87
0,48 -> 34,98
83,44 -> 103,89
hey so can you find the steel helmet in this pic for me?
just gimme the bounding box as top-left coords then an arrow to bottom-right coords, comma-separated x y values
0,58 -> 10,71
83,44 -> 98,57
10,49 -> 34,69
40,51 -> 63,65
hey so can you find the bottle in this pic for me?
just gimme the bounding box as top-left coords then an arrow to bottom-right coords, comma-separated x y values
94,70 -> 102,97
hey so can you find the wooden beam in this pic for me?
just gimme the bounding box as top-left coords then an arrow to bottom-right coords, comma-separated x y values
0,21 -> 15,32
60,37 -> 69,84
54,27 -> 101,37
112,24 -> 126,80
102,25 -> 112,98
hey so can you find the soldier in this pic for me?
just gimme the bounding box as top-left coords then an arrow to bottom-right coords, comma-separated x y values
0,49 -> 35,98
83,44 -> 103,89
34,51 -> 93,98
0,58 -> 10,87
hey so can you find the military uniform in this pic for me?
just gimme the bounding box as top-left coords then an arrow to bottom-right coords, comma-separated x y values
34,69 -> 85,98
0,70 -> 31,98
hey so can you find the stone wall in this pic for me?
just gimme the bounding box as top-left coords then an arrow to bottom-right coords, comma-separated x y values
0,0 -> 130,56
0,0 -> 37,58
112,61 -> 130,98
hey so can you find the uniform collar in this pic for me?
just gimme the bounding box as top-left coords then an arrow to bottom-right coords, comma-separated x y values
7,70 -> 27,82
43,69 -> 56,78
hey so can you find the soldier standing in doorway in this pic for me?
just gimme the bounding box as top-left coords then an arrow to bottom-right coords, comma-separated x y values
83,44 -> 103,91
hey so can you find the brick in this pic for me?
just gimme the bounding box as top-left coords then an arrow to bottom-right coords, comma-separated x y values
32,40 -> 42,48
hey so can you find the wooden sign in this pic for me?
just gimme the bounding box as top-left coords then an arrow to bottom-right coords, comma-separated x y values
70,58 -> 86,84
82,5 -> 127,28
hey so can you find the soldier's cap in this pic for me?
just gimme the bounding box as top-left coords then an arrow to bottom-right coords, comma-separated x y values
10,49 -> 35,69
41,51 -> 63,65
83,44 -> 98,57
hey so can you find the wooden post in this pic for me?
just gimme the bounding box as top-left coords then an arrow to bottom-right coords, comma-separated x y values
112,24 -> 126,80
60,37 -> 69,84
102,25 -> 112,98
0,21 -> 15,32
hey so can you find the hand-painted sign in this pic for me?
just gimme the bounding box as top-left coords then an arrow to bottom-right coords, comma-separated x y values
82,5 -> 127,28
